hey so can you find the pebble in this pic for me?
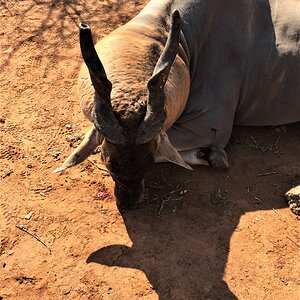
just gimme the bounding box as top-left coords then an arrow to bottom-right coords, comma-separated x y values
7,250 -> 14,255
290,203 -> 297,208
24,211 -> 33,220
63,288 -> 71,295
52,151 -> 61,161
96,191 -> 109,199
179,189 -> 188,195
65,135 -> 81,143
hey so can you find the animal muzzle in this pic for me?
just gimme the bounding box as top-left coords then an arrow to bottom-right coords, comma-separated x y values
114,179 -> 145,209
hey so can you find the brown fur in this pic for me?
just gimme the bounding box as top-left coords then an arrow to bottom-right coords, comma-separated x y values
79,27 -> 190,131
94,32 -> 161,128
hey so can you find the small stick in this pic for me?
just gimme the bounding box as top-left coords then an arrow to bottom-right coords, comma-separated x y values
147,184 -> 164,189
163,196 -> 184,203
184,179 -> 192,184
248,136 -> 283,156
286,237 -> 300,249
87,159 -> 109,173
157,196 -> 184,215
157,200 -> 164,215
251,136 -> 259,148
257,171 -> 278,177
16,225 -> 51,254
248,144 -> 259,150
255,197 -> 263,203
161,188 -> 186,198
272,136 -> 281,157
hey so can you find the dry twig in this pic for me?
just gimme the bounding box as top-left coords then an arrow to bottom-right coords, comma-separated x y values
255,197 -> 263,203
16,225 -> 51,253
286,236 -> 300,249
248,136 -> 283,157
148,178 -> 191,215
257,171 -> 278,177
158,196 -> 184,215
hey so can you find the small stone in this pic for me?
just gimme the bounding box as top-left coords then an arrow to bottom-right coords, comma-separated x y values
290,203 -> 297,209
65,124 -> 72,130
2,169 -> 13,178
96,191 -> 109,199
24,212 -> 33,220
179,189 -> 187,195
52,151 -> 61,161
63,288 -> 71,295
7,250 -> 14,255
0,117 -> 5,124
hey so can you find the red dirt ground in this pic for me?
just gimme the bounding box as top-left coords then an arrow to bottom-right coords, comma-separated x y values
0,1 -> 299,299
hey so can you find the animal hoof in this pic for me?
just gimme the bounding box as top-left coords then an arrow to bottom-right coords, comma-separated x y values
285,186 -> 300,216
208,148 -> 229,168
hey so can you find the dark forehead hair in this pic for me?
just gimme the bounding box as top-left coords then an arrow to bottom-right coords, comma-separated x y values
104,141 -> 156,181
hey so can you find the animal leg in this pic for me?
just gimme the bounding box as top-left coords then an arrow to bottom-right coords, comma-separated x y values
179,147 -> 229,168
180,67 -> 240,168
285,186 -> 300,216
177,149 -> 209,166
155,148 -> 209,167
54,126 -> 103,173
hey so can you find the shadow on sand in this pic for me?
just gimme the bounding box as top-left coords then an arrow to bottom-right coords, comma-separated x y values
86,124 -> 299,299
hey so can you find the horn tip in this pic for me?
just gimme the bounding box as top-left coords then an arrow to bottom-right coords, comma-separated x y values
172,9 -> 181,21
79,23 -> 90,30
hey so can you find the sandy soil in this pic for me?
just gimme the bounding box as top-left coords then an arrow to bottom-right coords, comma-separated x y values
0,1 -> 299,299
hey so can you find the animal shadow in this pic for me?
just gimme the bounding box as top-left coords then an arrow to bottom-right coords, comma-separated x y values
86,124 -> 299,299
87,206 -> 239,299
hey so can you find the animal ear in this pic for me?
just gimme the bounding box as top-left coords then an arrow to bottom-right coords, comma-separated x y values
157,133 -> 193,171
136,10 -> 181,144
54,126 -> 103,173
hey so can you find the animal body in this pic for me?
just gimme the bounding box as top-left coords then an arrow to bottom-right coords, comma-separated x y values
55,0 -> 300,210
